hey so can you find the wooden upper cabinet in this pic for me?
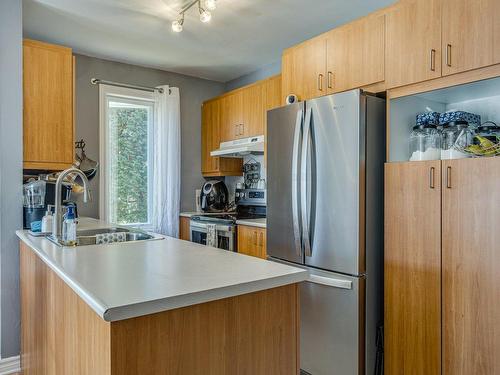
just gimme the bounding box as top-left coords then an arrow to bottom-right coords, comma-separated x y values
201,99 -> 242,177
263,75 -> 282,112
220,91 -> 244,142
442,158 -> 500,375
242,82 -> 264,138
442,0 -> 497,76
326,14 -> 385,94
201,100 -> 220,174
385,0 -> 442,89
385,161 -> 442,375
237,225 -> 266,259
23,39 -> 74,170
281,36 -> 327,102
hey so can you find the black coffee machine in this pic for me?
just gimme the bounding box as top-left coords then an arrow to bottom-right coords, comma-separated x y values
200,180 -> 229,212
23,178 -> 73,229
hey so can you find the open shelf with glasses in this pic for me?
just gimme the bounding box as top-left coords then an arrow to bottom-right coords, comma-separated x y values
388,76 -> 500,163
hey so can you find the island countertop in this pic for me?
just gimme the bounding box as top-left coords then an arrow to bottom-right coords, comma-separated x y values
17,218 -> 307,322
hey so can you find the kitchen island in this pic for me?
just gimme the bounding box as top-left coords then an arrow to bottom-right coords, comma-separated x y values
17,218 -> 307,375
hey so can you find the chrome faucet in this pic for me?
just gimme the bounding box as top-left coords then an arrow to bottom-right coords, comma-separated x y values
51,168 -> 90,239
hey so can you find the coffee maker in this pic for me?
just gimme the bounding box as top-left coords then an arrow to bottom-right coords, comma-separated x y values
23,178 -> 73,229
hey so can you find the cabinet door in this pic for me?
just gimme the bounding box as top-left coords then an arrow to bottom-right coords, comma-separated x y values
442,158 -> 500,375
384,161 -> 441,375
385,0 -> 442,89
201,100 -> 220,174
326,14 -> 385,93
281,36 -> 327,102
237,226 -> 266,259
23,39 -> 74,170
442,0 -> 496,76
220,92 -> 243,142
179,216 -> 191,241
242,82 -> 264,138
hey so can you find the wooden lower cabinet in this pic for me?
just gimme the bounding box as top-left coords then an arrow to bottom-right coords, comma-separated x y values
385,158 -> 500,375
237,225 -> 266,259
20,242 -> 300,375
385,161 -> 442,375
179,216 -> 190,241
442,158 -> 500,375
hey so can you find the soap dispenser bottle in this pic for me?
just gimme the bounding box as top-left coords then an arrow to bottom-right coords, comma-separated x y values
61,206 -> 77,246
41,205 -> 54,233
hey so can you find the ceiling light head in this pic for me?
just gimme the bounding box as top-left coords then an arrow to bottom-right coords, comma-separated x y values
205,0 -> 217,11
198,3 -> 212,23
172,16 -> 184,32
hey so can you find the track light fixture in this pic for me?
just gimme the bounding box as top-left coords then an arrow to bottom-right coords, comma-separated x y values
171,0 -> 217,32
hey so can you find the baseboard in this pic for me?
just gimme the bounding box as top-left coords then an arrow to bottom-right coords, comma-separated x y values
0,356 -> 20,375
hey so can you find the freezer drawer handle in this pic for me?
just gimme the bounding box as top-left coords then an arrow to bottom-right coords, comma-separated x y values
307,274 -> 353,290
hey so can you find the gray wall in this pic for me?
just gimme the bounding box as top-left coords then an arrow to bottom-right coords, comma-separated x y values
0,0 -> 23,359
74,54 -> 225,217
225,61 -> 281,91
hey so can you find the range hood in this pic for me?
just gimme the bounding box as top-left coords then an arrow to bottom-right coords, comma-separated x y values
210,135 -> 264,158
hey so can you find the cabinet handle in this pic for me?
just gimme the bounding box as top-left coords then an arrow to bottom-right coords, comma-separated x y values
318,74 -> 323,91
446,166 -> 452,189
446,44 -> 452,67
234,124 -> 239,137
430,49 -> 436,72
429,167 -> 435,189
240,123 -> 244,136
327,71 -> 334,89
253,231 -> 258,245
259,232 -> 263,247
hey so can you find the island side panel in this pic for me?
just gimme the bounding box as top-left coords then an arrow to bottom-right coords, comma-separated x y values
110,284 -> 300,375
20,242 -> 112,375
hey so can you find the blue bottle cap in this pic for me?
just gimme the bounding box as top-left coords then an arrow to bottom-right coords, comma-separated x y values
66,206 -> 75,220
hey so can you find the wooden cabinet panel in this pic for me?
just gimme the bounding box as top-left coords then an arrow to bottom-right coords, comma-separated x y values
385,0 -> 442,88
201,100 -> 220,174
242,82 -> 264,138
237,225 -> 266,259
179,216 -> 191,241
23,39 -> 74,170
220,92 -> 243,142
326,14 -> 385,93
281,36 -> 327,102
384,161 -> 441,375
263,75 -> 282,112
442,0 -> 496,76
201,99 -> 242,177
442,158 -> 500,375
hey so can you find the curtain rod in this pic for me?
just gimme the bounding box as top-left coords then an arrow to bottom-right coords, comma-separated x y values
90,78 -> 171,94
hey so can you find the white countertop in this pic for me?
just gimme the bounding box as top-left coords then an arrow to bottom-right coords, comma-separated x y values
236,218 -> 267,228
17,218 -> 305,322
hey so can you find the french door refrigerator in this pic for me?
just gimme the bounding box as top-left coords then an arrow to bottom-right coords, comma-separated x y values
267,89 -> 385,375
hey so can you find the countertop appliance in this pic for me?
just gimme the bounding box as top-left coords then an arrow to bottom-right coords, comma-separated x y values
190,189 -> 266,251
200,180 -> 229,212
267,89 -> 385,375
23,178 -> 73,229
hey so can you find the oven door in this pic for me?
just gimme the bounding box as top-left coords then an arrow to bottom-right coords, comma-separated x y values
190,220 -> 235,251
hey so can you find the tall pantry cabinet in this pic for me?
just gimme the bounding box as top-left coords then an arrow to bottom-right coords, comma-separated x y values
385,158 -> 500,375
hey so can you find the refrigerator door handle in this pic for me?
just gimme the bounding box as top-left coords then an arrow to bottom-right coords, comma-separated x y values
307,274 -> 353,290
291,109 -> 303,257
301,107 -> 312,257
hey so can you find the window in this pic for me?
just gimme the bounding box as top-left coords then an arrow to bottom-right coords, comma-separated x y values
99,85 -> 155,228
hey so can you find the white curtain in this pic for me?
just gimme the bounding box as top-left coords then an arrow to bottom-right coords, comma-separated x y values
152,86 -> 181,237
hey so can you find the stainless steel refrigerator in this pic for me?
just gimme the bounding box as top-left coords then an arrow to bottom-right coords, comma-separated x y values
267,89 -> 385,375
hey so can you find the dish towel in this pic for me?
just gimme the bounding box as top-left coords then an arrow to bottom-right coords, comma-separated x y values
206,224 -> 217,248
95,232 -> 127,245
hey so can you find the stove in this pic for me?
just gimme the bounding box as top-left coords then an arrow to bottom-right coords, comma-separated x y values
189,189 -> 266,251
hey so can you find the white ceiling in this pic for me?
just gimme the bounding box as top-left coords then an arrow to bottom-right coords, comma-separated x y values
23,0 -> 395,82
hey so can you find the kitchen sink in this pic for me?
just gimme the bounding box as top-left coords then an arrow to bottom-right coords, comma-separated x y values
47,227 -> 163,247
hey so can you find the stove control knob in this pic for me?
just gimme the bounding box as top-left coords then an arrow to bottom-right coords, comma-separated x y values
235,192 -> 240,197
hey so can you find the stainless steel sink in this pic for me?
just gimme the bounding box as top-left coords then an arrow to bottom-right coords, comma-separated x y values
48,226 -> 163,247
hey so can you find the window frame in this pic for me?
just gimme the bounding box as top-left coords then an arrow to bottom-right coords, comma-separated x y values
98,84 -> 155,229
